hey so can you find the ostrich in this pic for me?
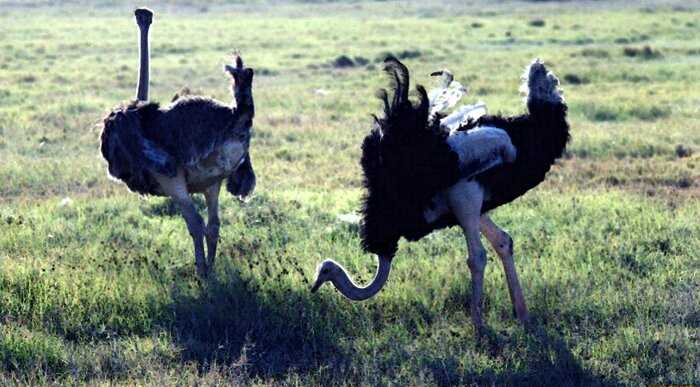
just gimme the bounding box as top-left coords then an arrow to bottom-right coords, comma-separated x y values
311,57 -> 569,327
100,8 -> 256,277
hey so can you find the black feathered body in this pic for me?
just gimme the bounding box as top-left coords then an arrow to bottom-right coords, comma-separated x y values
358,58 -> 569,257
100,96 -> 252,196
360,101 -> 461,257
476,101 -> 569,212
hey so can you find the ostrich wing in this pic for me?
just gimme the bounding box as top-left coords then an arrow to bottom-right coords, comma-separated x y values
429,78 -> 467,117
440,102 -> 488,132
101,104 -> 178,195
446,126 -> 516,180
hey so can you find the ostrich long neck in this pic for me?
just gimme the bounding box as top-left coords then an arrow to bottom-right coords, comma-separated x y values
136,21 -> 150,101
332,255 -> 392,301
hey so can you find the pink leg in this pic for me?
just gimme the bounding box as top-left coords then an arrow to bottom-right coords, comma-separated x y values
447,181 -> 487,329
480,215 -> 529,323
204,181 -> 222,270
155,171 -> 207,277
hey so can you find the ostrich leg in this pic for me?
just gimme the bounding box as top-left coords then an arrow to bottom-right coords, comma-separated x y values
480,215 -> 529,322
204,180 -> 222,269
156,173 -> 207,277
447,181 -> 487,328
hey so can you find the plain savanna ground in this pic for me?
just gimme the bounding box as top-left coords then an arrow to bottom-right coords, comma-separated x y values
0,0 -> 699,385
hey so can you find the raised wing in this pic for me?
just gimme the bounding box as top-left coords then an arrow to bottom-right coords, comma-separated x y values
446,126 -> 516,179
428,70 -> 467,117
440,102 -> 488,132
427,69 -> 488,132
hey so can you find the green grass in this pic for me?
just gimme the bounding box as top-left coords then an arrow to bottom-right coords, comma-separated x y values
1,1 -> 699,385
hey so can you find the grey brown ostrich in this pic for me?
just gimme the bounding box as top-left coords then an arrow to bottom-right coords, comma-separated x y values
100,8 -> 256,277
311,57 -> 569,328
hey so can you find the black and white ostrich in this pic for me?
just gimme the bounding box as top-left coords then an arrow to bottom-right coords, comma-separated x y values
311,57 -> 569,327
100,8 -> 256,277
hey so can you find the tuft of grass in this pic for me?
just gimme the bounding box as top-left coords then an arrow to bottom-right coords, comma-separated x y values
0,325 -> 67,374
331,55 -> 355,68
529,18 -> 546,27
579,104 -> 670,122
675,144 -> 693,158
623,45 -> 663,59
563,73 -> 589,85
577,48 -> 610,58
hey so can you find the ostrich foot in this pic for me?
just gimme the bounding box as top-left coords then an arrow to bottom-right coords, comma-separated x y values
196,261 -> 209,278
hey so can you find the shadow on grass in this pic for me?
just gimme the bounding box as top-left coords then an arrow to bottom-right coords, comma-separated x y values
141,196 -> 207,218
462,321 -> 617,387
163,260 -> 351,380
164,265 -> 621,385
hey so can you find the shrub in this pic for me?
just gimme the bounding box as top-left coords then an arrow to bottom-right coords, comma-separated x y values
623,45 -> 662,59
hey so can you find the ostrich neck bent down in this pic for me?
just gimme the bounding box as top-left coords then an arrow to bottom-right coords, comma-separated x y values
313,255 -> 392,301
135,8 -> 152,101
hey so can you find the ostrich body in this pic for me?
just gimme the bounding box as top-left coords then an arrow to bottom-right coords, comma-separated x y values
100,8 -> 256,276
312,57 -> 569,327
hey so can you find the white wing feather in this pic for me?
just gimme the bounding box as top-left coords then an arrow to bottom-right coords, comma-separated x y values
440,102 -> 488,132
428,70 -> 514,177
427,69 -> 487,130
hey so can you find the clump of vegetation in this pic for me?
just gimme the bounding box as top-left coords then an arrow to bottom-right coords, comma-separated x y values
373,50 -> 422,63
577,48 -> 610,58
529,18 -> 546,27
332,55 -> 355,68
623,45 -> 662,59
397,49 -> 421,59
582,104 -> 620,122
580,103 -> 670,122
620,72 -> 651,83
257,68 -> 279,76
470,21 -> 483,28
19,75 -> 37,83
614,34 -> 650,44
675,144 -> 693,158
563,73 -> 589,85
353,56 -> 369,66
628,105 -> 669,120
330,55 -> 370,68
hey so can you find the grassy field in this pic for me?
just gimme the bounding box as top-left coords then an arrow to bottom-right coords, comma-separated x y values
1,0 -> 699,385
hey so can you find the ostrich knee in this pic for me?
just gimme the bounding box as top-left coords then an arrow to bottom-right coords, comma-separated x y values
480,216 -> 528,323
493,232 -> 513,258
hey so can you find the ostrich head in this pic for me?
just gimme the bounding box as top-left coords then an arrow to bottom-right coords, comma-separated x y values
310,260 -> 342,293
134,7 -> 153,29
